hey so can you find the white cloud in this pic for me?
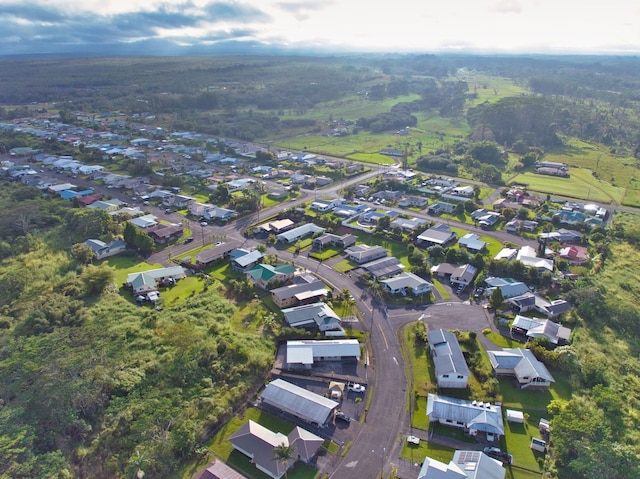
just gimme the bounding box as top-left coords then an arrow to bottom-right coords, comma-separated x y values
0,0 -> 639,53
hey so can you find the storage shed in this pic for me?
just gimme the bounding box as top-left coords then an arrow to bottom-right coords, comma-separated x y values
506,409 -> 524,423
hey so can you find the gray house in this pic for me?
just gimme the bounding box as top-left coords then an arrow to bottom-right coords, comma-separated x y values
427,329 -> 470,389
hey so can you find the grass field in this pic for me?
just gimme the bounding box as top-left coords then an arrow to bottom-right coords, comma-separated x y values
104,255 -> 162,286
508,169 -> 624,204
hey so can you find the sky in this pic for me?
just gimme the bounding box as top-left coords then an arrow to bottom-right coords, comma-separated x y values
2,0 -> 640,56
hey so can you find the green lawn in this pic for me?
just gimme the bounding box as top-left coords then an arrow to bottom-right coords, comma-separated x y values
403,324 -> 437,397
483,331 -> 525,348
103,255 -> 163,286
309,247 -> 341,260
159,276 -> 206,307
401,440 -> 453,465
431,279 -> 451,300
206,407 -> 319,479
508,170 -> 623,205
332,259 -> 356,273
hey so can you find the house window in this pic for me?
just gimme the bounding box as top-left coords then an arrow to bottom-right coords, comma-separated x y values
457,421 -> 465,426
457,375 -> 464,379
443,374 -> 449,378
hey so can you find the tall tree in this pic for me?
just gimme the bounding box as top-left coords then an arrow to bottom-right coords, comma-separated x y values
273,443 -> 295,479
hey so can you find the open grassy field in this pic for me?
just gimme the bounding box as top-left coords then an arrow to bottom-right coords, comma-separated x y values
508,169 -> 624,204
104,254 -> 163,286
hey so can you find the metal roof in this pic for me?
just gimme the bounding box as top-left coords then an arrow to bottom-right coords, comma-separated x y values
260,379 -> 338,425
427,394 -> 504,435
427,329 -> 470,377
286,339 -> 361,365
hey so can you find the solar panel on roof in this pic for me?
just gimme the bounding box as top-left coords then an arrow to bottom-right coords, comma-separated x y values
457,451 -> 480,463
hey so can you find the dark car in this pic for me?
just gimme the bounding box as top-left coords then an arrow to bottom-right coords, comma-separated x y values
335,411 -> 351,423
184,237 -> 194,244
483,447 -> 513,465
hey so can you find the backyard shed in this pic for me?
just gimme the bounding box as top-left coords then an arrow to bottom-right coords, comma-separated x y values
506,409 -> 524,423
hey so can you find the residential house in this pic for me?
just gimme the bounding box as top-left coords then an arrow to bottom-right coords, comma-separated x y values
147,224 -> 184,244
228,420 -> 323,479
458,233 -> 486,252
344,244 -> 388,264
84,238 -> 127,260
539,229 -> 583,244
312,233 -> 357,251
558,245 -> 589,265
494,248 -> 518,261
195,241 -> 242,267
282,302 -> 343,333
488,348 -> 555,389
310,199 -> 343,212
255,218 -> 295,235
485,277 -> 530,299
268,188 -> 289,200
194,460 -> 247,479
359,210 -> 399,226
516,246 -> 554,273
285,339 -> 361,369
451,185 -> 475,197
315,176 -> 332,186
380,272 -> 432,296
505,219 -> 520,233
418,450 -> 505,479
471,209 -> 501,229
276,223 -> 325,244
163,194 -> 196,208
259,378 -> 339,427
372,190 -> 404,202
87,198 -> 124,212
426,394 -> 504,438
390,217 -> 428,232
416,224 -> 457,247
430,263 -> 478,287
333,203 -> 369,218
247,264 -> 296,289
128,214 -> 158,229
230,248 -> 264,272
427,202 -> 456,216
226,178 -> 254,191
427,329 -> 470,389
507,292 -> 571,318
77,193 -> 103,207
125,266 -> 186,295
398,195 -> 429,208
270,279 -> 328,308
510,315 -> 572,345
360,256 -> 404,280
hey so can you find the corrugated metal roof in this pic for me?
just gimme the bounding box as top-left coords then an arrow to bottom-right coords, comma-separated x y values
260,379 -> 338,425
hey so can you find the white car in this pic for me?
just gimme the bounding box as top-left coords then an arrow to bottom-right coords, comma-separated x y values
348,383 -> 366,393
200,221 -> 208,227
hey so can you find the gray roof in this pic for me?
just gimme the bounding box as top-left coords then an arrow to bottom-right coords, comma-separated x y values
427,394 -> 504,435
196,460 -> 248,479
511,315 -> 571,344
270,280 -> 328,302
380,272 -> 432,292
228,420 -> 289,479
286,339 -> 361,365
260,378 -> 339,425
276,223 -> 325,242
360,256 -> 404,279
417,224 -> 457,245
427,329 -> 470,377
233,249 -> 264,267
126,266 -> 185,285
344,244 -> 387,263
195,241 -> 242,264
282,302 -> 341,331
418,451 -> 505,479
488,348 -> 555,383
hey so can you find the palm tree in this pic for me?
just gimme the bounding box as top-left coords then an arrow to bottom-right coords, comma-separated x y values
273,442 -> 295,478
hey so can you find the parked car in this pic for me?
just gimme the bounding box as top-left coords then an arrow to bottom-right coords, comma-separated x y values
200,221 -> 208,227
335,411 -> 351,423
348,383 -> 366,393
184,237 -> 194,244
483,447 -> 513,465
165,208 -> 173,214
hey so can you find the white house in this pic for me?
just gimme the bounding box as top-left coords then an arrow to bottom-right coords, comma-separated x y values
488,348 -> 555,390
418,450 -> 505,479
380,272 -> 432,296
426,394 -> 504,438
83,238 -> 127,260
427,329 -> 470,389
